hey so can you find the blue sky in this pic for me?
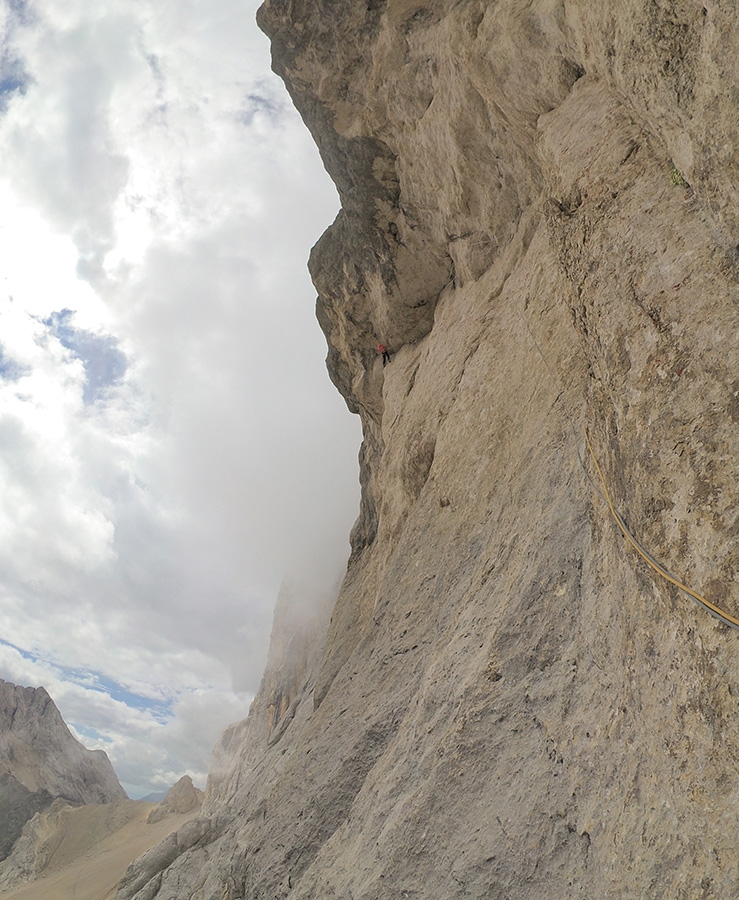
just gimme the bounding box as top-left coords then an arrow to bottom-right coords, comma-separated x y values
0,639 -> 172,719
0,0 -> 360,797
43,309 -> 128,403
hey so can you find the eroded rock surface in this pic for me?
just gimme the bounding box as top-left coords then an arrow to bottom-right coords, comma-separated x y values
147,776 -> 204,824
0,680 -> 126,866
118,2 -> 739,898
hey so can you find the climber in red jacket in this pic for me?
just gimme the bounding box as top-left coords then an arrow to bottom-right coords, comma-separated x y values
377,343 -> 391,366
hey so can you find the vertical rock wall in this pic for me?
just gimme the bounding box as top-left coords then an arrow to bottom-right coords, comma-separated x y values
119,2 -> 739,898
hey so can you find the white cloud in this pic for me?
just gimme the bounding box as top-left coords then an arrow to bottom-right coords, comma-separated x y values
0,639 -> 247,793
0,0 -> 360,797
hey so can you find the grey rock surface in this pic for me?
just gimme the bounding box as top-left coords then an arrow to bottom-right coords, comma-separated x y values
118,1 -> 739,897
0,679 -> 127,868
0,774 -> 51,864
0,679 -> 126,806
147,776 -> 204,824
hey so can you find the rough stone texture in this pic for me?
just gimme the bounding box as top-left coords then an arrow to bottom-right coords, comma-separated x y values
0,679 -> 127,868
0,680 -> 126,806
147,777 -> 204,824
0,775 -> 51,864
118,2 -> 739,898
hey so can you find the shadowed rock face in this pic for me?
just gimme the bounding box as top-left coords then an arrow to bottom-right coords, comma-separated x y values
0,679 -> 127,864
118,3 -> 739,898
0,774 -> 51,863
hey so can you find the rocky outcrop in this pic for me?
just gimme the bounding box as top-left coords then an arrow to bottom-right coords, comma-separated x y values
147,776 -> 204,824
118,2 -> 739,898
0,680 -> 126,864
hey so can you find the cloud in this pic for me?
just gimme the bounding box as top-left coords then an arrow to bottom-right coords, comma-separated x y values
0,10 -> 132,274
0,0 -> 32,112
0,344 -> 27,381
0,0 -> 360,796
236,87 -> 283,126
0,61 -> 29,112
43,309 -> 127,403
0,639 -> 247,794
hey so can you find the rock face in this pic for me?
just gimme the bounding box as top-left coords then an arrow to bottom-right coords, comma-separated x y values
0,774 -> 51,863
118,2 -> 739,898
0,680 -> 126,862
147,776 -> 204,824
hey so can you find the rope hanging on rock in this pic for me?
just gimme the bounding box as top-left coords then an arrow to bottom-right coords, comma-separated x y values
584,428 -> 739,632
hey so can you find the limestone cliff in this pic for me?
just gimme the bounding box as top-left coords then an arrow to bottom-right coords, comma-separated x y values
118,2 -> 739,898
0,680 -> 126,865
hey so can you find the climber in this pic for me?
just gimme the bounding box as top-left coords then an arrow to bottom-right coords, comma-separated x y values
377,343 -> 391,366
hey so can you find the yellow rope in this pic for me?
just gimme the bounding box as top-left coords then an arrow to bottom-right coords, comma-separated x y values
584,428 -> 739,632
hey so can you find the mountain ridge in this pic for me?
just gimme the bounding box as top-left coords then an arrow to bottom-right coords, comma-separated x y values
0,679 -> 126,869
0,684 -> 205,899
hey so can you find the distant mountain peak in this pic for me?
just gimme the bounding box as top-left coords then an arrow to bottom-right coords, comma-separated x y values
0,679 -> 126,863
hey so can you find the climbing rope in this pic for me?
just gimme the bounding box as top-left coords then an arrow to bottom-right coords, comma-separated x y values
584,428 -> 739,632
519,299 -> 739,632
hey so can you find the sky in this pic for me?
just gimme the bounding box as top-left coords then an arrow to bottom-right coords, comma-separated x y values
0,0 -> 361,798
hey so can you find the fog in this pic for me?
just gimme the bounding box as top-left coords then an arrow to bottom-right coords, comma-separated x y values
0,0 -> 361,796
